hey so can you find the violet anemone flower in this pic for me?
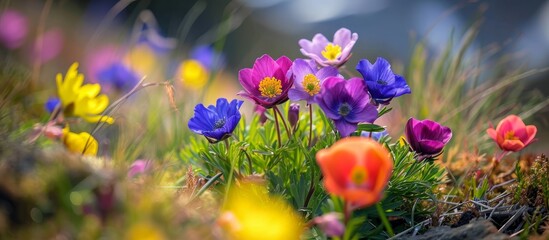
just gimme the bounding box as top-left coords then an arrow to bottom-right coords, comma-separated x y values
299,28 -> 358,67
288,103 -> 300,129
405,118 -> 452,160
356,57 -> 411,105
315,77 -> 378,137
288,58 -> 339,104
188,98 -> 243,143
238,54 -> 293,109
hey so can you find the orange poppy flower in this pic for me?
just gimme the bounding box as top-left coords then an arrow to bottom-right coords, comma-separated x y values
316,137 -> 393,208
487,115 -> 537,152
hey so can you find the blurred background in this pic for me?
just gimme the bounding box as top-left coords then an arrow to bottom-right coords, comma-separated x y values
1,0 -> 548,151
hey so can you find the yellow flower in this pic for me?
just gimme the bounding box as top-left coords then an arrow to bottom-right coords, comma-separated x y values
56,62 -> 114,123
125,221 -> 165,240
218,183 -> 303,240
62,126 -> 98,156
179,59 -> 209,90
124,44 -> 157,75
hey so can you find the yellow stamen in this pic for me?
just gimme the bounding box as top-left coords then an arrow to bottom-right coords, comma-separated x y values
350,166 -> 368,186
302,74 -> 320,96
258,77 -> 282,98
321,43 -> 342,61
504,131 -> 518,140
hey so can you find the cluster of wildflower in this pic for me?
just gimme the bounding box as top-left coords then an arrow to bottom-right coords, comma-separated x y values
184,27 -> 542,239
41,63 -> 114,156
187,28 -> 457,238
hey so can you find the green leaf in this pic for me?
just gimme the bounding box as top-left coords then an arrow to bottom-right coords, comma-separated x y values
377,107 -> 392,118
356,124 -> 385,132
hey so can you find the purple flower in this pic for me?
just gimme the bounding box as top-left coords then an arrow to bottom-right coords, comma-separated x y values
288,59 -> 339,104
315,77 -> 378,137
356,57 -> 411,105
188,98 -> 243,143
85,45 -> 121,83
128,160 -> 152,178
97,62 -> 140,92
299,28 -> 358,67
288,103 -> 300,129
313,213 -> 345,237
405,118 -> 452,159
0,10 -> 28,49
238,54 -> 293,109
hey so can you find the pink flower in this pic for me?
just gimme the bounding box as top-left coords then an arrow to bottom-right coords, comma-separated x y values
238,54 -> 293,109
487,115 -> 537,152
33,29 -> 64,62
0,10 -> 28,49
128,160 -> 152,178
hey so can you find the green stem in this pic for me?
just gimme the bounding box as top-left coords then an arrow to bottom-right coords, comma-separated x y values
273,106 -> 291,139
376,202 -> 394,237
308,104 -> 313,148
273,108 -> 282,147
224,138 -> 230,154
343,201 -> 351,224
243,150 -> 253,174
302,169 -> 315,208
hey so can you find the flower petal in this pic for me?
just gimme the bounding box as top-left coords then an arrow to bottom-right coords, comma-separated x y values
334,119 -> 357,137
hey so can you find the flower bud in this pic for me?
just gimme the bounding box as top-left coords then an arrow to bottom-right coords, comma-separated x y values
288,103 -> 300,129
313,213 -> 345,237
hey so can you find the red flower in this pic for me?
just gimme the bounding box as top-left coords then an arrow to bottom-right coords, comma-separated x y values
487,115 -> 537,152
316,137 -> 393,208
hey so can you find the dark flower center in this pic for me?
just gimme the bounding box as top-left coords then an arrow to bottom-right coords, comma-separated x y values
338,103 -> 351,116
377,79 -> 388,85
214,118 -> 226,129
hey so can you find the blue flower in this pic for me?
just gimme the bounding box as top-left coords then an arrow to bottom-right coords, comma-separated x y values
191,45 -> 225,70
356,57 -> 411,105
188,98 -> 244,143
45,97 -> 60,113
360,130 -> 388,141
97,62 -> 140,92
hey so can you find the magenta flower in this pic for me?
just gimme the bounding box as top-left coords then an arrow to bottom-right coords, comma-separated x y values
405,118 -> 452,160
33,29 -> 64,63
288,59 -> 339,104
238,54 -> 293,109
128,160 -> 152,178
0,10 -> 28,49
315,77 -> 378,137
299,28 -> 358,67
